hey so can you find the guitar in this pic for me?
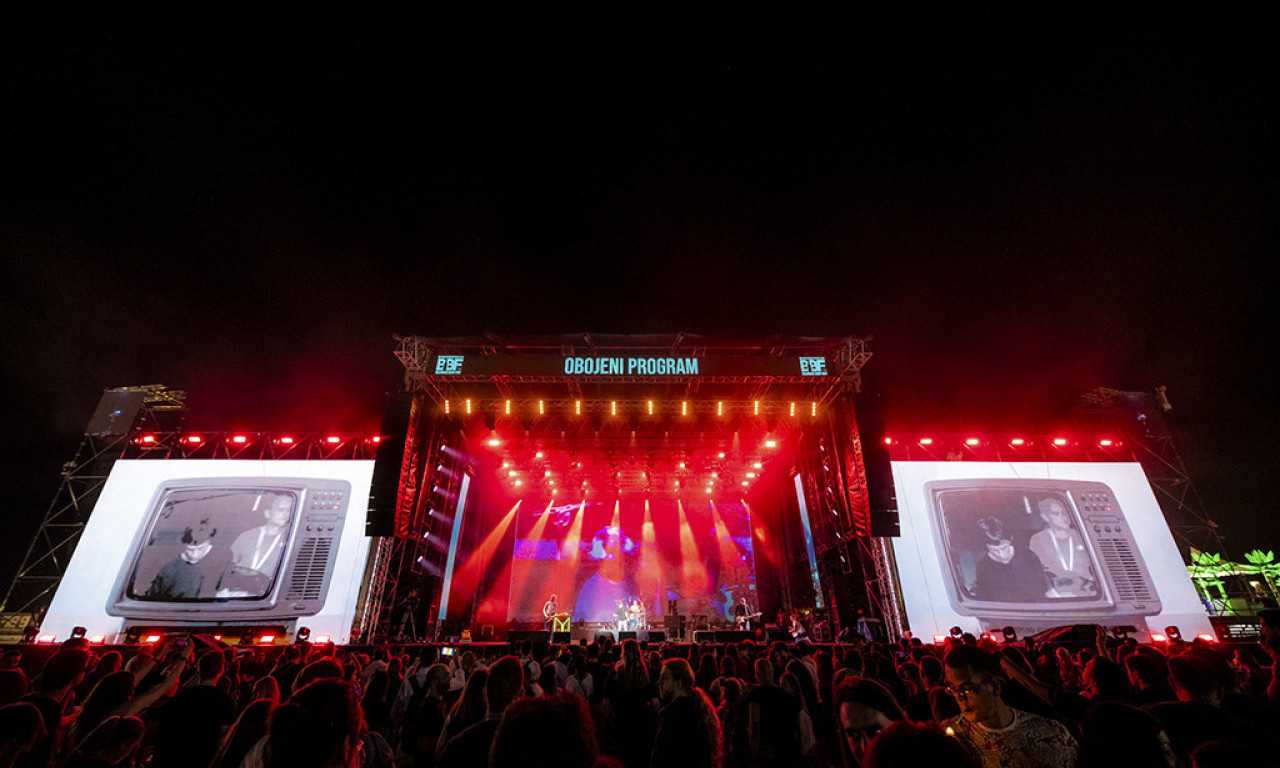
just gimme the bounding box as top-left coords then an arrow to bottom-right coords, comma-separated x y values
735,612 -> 762,628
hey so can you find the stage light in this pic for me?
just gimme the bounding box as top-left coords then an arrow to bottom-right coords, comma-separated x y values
296,627 -> 311,643
1053,438 -> 1068,446
232,434 -> 248,444
717,451 -> 725,459
741,481 -> 749,486
611,401 -> 617,416
1010,438 -> 1025,446
934,635 -> 948,644
538,400 -> 544,415
753,400 -> 760,415
144,634 -> 162,644
89,635 -> 106,644
1164,625 -> 1182,641
919,438 -> 933,446
1150,633 -> 1167,643
551,489 -> 557,495
789,402 -> 796,417
681,401 -> 688,417
38,634 -> 56,644
140,434 -> 156,444
647,400 -> 654,415
279,436 -> 295,445
258,634 -> 276,644
746,472 -> 755,478
706,487 -> 713,494
811,402 -> 817,417
544,469 -> 551,477
949,626 -> 963,637
1002,626 -> 1018,641
679,461 -> 686,469
764,439 -> 777,449
185,434 -> 202,444
883,437 -> 892,445
505,400 -> 511,415
489,438 -> 501,447
717,401 -> 724,416
314,635 -> 331,644
965,438 -> 980,446
575,400 -> 582,415
711,471 -> 718,478
1197,633 -> 1217,642
71,626 -> 87,638
444,400 -> 451,415
212,635 -> 222,642
465,399 -> 473,414
1099,439 -> 1114,447
754,462 -> 763,469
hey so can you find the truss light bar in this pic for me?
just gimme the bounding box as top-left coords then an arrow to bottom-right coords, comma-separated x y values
326,436 -> 341,444
919,438 -> 933,446
538,400 -> 544,415
1053,438 -> 1068,446
965,438 -> 980,446
1010,438 -> 1025,446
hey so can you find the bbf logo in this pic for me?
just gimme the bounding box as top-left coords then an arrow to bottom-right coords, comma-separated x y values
435,355 -> 465,375
799,357 -> 827,376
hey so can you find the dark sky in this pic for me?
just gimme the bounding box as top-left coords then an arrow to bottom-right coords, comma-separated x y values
2,9 -> 1275,588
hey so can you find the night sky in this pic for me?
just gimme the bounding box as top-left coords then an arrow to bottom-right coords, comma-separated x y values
2,10 -> 1275,591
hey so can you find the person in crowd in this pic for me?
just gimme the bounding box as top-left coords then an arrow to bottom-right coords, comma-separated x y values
651,658 -> 722,768
148,681 -> 238,768
17,648 -> 91,768
0,703 -> 44,768
61,714 -> 145,768
211,698 -> 275,768
266,679 -> 364,768
439,656 -> 524,768
941,645 -> 1077,768
435,668 -> 487,762
746,657 -> 804,768
397,662 -> 449,768
1076,702 -> 1181,768
490,694 -> 599,768
863,721 -> 980,768
565,656 -> 593,700
1145,652 -> 1271,761
834,676 -> 906,768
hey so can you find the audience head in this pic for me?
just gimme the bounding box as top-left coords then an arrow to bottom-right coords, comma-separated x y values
486,656 -> 525,716
268,680 -> 363,768
491,694 -> 597,768
864,721 -> 979,768
835,677 -> 906,766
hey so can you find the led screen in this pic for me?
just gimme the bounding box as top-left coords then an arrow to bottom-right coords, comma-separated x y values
507,499 -> 758,626
42,460 -> 375,643
890,462 -> 1211,640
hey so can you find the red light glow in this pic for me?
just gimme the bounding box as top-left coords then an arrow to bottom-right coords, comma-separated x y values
1010,438 -> 1025,446
186,435 -> 202,443
232,435 -> 248,444
279,436 -> 295,445
144,634 -> 162,644
38,634 -> 56,644
89,635 -> 106,644
919,438 -> 933,446
258,634 -> 276,644
965,438 -> 980,446
1053,438 -> 1068,446
764,439 -> 778,449
140,434 -> 156,443
1099,439 -> 1113,447
883,437 -> 892,445
1197,633 -> 1216,642
1150,633 -> 1167,643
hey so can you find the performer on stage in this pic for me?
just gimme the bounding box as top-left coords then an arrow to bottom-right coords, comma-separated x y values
733,597 -> 750,628
543,594 -> 558,632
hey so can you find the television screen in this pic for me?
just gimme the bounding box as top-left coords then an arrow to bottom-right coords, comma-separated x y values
42,460 -> 375,644
890,462 -> 1211,640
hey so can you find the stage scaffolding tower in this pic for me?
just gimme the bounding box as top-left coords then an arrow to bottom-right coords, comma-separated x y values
1,386 -> 187,630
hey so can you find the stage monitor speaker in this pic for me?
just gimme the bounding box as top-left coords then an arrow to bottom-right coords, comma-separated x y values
367,391 -> 414,537
715,630 -> 752,643
855,392 -> 900,537
593,631 -> 616,643
643,630 -> 665,642
508,630 -> 548,646
766,627 -> 792,642
618,631 -> 637,641
693,631 -> 716,643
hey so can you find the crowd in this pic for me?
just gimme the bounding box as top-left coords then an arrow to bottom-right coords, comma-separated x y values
4,614 -> 1280,768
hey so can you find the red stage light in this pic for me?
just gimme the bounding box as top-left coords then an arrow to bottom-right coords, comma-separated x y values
38,634 -> 56,644
488,438 -> 501,447
465,399 -> 473,414
1053,438 -> 1068,446
514,480 -> 523,486
505,400 -> 511,415
789,402 -> 796,417
370,435 -> 382,443
965,438 -> 980,446
681,401 -> 688,416
444,400 -> 451,414
326,436 -> 341,444
746,472 -> 756,478
717,401 -> 723,417
140,434 -> 156,443
764,439 -> 778,449
232,435 -> 248,444
717,452 -> 725,459
919,438 -> 933,446
1010,438 -> 1025,446
810,402 -> 817,417
1099,439 -> 1114,447
575,400 -> 582,415
185,435 -> 202,444
754,462 -> 763,469
647,400 -> 654,415
258,634 -> 276,644
144,634 -> 162,644
1150,632 -> 1167,643
611,401 -> 617,416
89,635 -> 106,644
753,400 -> 760,415
1197,633 -> 1216,642
883,437 -> 892,445
279,436 -> 295,445
538,400 -> 544,415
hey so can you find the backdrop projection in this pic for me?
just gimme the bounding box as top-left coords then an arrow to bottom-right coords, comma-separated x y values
508,499 -> 758,627
890,462 -> 1212,640
43,460 -> 375,644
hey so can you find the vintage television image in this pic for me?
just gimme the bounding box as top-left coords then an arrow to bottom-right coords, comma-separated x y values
42,460 -> 374,643
924,479 -> 1160,623
106,477 -> 350,622
890,462 -> 1212,640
